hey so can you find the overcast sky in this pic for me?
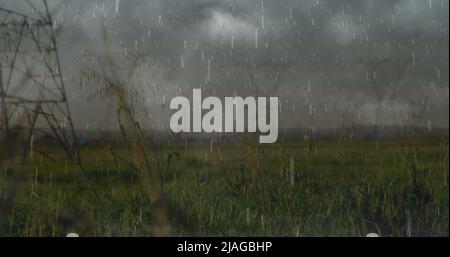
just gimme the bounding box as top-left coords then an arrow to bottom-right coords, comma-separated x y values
1,0 -> 449,130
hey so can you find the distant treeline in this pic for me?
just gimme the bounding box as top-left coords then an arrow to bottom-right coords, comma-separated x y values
14,126 -> 449,145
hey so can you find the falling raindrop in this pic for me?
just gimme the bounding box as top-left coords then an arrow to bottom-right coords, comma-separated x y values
207,59 -> 211,82
115,0 -> 120,14
255,28 -> 259,48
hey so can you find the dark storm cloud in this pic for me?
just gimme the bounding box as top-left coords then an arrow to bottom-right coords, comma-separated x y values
1,0 -> 448,130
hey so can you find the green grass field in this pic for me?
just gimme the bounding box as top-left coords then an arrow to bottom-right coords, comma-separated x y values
0,136 -> 448,236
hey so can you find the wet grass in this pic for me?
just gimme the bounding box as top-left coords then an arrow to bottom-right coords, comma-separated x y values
0,136 -> 448,236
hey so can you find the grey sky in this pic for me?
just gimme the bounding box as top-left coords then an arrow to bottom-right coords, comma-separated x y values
1,0 -> 448,130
